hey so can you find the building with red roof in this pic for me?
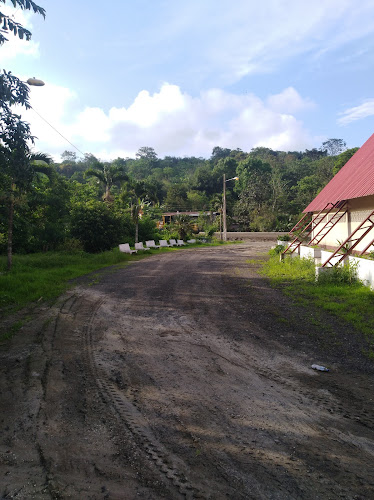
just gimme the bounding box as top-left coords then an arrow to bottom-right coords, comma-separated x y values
304,133 -> 374,213
286,134 -> 374,259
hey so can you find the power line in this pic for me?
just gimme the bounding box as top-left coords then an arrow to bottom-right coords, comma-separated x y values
30,106 -> 86,157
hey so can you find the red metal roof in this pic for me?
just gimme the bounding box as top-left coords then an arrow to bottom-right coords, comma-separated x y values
304,133 -> 374,212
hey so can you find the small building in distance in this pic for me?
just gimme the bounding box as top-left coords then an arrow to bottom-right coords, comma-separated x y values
158,211 -> 219,230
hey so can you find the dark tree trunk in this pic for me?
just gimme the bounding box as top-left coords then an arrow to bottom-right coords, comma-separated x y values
135,219 -> 139,244
7,183 -> 15,271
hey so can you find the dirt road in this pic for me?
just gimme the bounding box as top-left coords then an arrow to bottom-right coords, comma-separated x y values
1,241 -> 374,499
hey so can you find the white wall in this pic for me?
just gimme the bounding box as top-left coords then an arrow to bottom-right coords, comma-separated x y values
313,249 -> 374,289
348,255 -> 374,289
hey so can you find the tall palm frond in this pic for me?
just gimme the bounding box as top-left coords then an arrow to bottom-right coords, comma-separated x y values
85,161 -> 128,202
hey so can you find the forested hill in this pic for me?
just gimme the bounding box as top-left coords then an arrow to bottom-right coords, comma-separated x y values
56,140 -> 357,223
0,139 -> 358,255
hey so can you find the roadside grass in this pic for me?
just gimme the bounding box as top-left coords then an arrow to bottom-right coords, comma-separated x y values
0,239 -> 231,315
259,254 -> 374,353
0,249 -> 143,313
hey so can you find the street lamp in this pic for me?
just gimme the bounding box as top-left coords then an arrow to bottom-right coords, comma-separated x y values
222,174 -> 239,241
27,77 -> 45,86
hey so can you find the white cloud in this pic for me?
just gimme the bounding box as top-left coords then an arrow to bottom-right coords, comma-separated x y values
20,82 -> 316,160
267,87 -> 315,114
338,99 -> 374,125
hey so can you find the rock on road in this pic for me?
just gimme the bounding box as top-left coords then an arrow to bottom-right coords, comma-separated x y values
1,241 -> 374,499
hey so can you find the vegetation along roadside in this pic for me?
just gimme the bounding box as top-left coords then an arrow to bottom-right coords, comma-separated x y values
0,240 -> 228,342
257,250 -> 374,359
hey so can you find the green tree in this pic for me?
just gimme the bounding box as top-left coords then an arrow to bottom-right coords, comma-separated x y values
235,157 -> 271,198
321,138 -> 347,156
0,0 -> 45,45
70,201 -> 130,253
61,150 -> 77,163
0,0 -> 46,269
127,147 -> 159,180
85,160 -> 128,202
121,179 -> 156,243
0,145 -> 52,267
172,214 -> 194,241
333,147 -> 359,175
210,146 -> 232,164
164,184 -> 188,211
212,157 -> 238,180
136,146 -> 158,161
191,165 -> 220,195
234,157 -> 272,230
186,190 -> 209,210
292,174 -> 322,212
12,165 -> 70,253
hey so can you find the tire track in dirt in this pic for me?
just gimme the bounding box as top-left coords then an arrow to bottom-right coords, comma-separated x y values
75,290 -> 209,499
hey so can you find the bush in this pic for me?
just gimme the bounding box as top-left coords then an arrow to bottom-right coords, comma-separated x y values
158,227 -> 179,241
172,215 -> 194,241
56,238 -> 84,253
70,202 -> 132,253
317,262 -> 359,285
138,216 -> 159,243
269,244 -> 285,255
277,234 -> 291,241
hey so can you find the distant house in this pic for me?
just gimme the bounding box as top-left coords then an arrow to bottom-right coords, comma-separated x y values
286,133 -> 374,264
158,211 -> 219,229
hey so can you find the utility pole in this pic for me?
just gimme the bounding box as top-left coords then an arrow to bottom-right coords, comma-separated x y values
223,174 -> 227,241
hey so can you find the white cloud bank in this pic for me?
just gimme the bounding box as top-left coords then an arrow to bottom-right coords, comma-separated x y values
338,99 -> 374,125
23,83 -> 316,160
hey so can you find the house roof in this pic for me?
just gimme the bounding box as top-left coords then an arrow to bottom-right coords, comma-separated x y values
304,133 -> 374,212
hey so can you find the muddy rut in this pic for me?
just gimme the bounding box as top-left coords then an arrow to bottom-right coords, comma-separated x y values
1,242 -> 374,499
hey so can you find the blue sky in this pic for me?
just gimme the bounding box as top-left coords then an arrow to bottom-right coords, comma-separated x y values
2,0 -> 374,160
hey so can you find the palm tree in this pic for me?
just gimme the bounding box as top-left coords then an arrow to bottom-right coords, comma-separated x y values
121,179 -> 157,243
85,161 -> 128,202
173,214 -> 194,241
210,193 -> 223,237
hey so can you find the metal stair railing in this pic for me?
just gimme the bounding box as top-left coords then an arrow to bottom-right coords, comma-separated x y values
288,213 -> 310,235
322,209 -> 374,267
283,203 -> 334,255
358,237 -> 374,256
308,201 -> 348,247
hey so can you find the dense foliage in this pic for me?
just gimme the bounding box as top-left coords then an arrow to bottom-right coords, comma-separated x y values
0,0 -> 46,269
0,139 -> 356,255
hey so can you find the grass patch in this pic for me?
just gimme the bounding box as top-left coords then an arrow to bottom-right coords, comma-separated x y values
0,240 -> 226,315
260,254 -> 374,347
0,249 -> 147,313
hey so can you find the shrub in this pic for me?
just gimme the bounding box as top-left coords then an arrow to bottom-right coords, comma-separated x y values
158,227 -> 179,241
70,202 -> 131,253
317,262 -> 359,285
172,215 -> 194,241
277,234 -> 291,241
138,216 -> 159,243
56,238 -> 84,253
269,244 -> 285,255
